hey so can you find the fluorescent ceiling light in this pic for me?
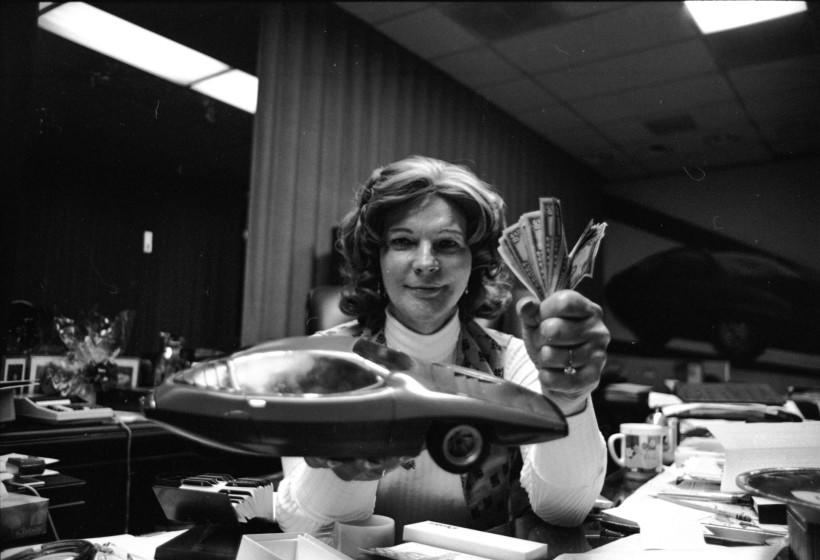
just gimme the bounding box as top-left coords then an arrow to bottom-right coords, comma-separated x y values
685,1 -> 807,34
192,70 -> 259,114
39,2 -> 229,85
38,2 -> 258,113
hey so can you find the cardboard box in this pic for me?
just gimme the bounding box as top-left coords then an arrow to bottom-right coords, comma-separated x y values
237,533 -> 352,560
788,504 -> 820,560
0,492 -> 49,542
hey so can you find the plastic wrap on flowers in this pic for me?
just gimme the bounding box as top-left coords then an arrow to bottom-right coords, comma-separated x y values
39,311 -> 130,399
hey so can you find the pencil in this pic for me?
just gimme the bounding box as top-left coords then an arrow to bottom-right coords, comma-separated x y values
655,495 -> 755,523
655,490 -> 751,504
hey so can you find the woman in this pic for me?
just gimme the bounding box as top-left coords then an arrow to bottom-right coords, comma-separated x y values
276,155 -> 609,535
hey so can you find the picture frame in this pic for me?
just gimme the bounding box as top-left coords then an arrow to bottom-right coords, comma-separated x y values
28,355 -> 68,395
2,356 -> 29,395
113,357 -> 141,389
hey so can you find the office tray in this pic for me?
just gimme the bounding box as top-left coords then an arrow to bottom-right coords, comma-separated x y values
674,382 -> 785,406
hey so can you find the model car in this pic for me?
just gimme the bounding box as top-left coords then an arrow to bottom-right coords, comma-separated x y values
144,335 -> 568,473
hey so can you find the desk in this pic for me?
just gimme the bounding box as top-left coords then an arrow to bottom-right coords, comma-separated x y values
0,460 -> 792,559
1,468 -> 793,560
0,412 -> 282,541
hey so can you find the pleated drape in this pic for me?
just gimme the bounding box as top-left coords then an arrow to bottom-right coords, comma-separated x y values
242,2 -> 602,345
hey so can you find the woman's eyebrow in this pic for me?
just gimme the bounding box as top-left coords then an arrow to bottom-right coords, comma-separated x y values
385,225 -> 414,234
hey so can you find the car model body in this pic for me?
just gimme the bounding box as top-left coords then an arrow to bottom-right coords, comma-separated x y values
144,335 -> 568,473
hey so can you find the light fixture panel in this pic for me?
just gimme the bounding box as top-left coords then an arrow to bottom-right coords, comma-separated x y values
192,70 -> 259,114
685,1 -> 808,34
38,2 -> 230,85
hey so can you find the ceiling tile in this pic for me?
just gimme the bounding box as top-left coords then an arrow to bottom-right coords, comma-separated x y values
477,79 -> 556,114
517,102 -> 589,132
335,2 -> 431,24
569,73 -> 734,123
629,137 -> 773,175
432,47 -> 525,88
760,117 -> 820,157
728,55 -> 820,98
494,2 -> 699,74
744,87 -> 820,123
550,1 -> 634,19
541,124 -> 615,154
688,101 -> 752,129
536,39 -> 716,101
595,99 -> 750,146
376,6 -> 482,59
439,2 -> 569,41
706,10 -> 817,70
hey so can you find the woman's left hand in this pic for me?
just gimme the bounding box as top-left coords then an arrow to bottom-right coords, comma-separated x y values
517,290 -> 610,415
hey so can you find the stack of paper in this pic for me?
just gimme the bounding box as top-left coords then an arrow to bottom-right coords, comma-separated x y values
706,422 -> 820,493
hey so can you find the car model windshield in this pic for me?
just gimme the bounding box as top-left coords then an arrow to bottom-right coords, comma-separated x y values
232,350 -> 386,396
352,338 -> 415,372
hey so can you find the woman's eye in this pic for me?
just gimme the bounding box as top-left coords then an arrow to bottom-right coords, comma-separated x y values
389,237 -> 414,249
436,239 -> 463,251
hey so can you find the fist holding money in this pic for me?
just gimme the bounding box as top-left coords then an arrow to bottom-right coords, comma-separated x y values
500,198 -> 610,415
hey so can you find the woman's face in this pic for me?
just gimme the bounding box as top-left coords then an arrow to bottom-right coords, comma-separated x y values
380,195 -> 472,334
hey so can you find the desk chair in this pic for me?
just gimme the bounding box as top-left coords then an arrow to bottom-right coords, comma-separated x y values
305,285 -> 355,334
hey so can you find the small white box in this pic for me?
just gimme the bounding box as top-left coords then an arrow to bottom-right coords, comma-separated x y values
237,532 -> 351,560
403,521 -> 547,560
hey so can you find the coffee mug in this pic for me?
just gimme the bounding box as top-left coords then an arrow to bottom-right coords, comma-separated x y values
607,423 -> 665,478
334,515 -> 395,559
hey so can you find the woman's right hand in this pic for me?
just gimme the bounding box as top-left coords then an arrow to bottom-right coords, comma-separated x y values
304,456 -> 415,481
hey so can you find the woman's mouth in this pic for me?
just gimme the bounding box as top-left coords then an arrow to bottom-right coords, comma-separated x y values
407,285 -> 445,298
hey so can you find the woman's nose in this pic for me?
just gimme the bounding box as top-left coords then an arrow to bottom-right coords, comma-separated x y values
413,244 -> 440,273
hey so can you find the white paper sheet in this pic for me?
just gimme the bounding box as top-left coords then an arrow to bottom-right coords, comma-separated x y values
707,422 -> 820,492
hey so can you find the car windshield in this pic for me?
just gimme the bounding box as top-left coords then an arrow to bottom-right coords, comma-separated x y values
232,350 -> 385,396
352,338 -> 415,372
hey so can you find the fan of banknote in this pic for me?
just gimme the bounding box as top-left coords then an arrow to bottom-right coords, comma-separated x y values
499,197 -> 607,300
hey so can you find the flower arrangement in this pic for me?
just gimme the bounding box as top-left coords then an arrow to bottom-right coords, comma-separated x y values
39,311 -> 130,400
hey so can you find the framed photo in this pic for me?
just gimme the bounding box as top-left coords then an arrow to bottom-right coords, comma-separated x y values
113,357 -> 140,389
2,356 -> 28,395
28,355 -> 68,395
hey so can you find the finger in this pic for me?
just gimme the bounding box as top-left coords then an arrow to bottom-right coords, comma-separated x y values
536,315 -> 611,348
536,347 -> 606,391
516,296 -> 541,329
540,290 -> 602,320
534,341 -> 596,372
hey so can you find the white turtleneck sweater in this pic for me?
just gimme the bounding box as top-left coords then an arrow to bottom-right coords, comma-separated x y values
276,310 -> 606,534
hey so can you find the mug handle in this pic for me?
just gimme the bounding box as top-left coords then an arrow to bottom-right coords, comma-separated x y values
607,433 -> 625,466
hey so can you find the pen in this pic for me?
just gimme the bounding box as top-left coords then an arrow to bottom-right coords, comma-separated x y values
655,490 -> 752,504
654,495 -> 756,523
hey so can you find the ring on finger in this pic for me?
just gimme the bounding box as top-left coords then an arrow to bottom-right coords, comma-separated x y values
563,348 -> 577,375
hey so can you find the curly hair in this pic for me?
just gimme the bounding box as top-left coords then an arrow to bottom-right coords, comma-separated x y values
337,155 -> 512,332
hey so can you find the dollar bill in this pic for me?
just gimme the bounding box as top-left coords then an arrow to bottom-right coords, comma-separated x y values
521,211 -> 548,295
563,221 -> 607,289
498,197 -> 606,300
499,233 -> 543,299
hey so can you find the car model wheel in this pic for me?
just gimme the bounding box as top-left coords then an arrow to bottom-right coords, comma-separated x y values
426,423 -> 487,474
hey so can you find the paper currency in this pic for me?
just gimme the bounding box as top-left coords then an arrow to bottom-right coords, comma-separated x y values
499,197 -> 607,299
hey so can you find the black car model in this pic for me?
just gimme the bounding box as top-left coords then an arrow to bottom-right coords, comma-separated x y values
144,335 -> 568,473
